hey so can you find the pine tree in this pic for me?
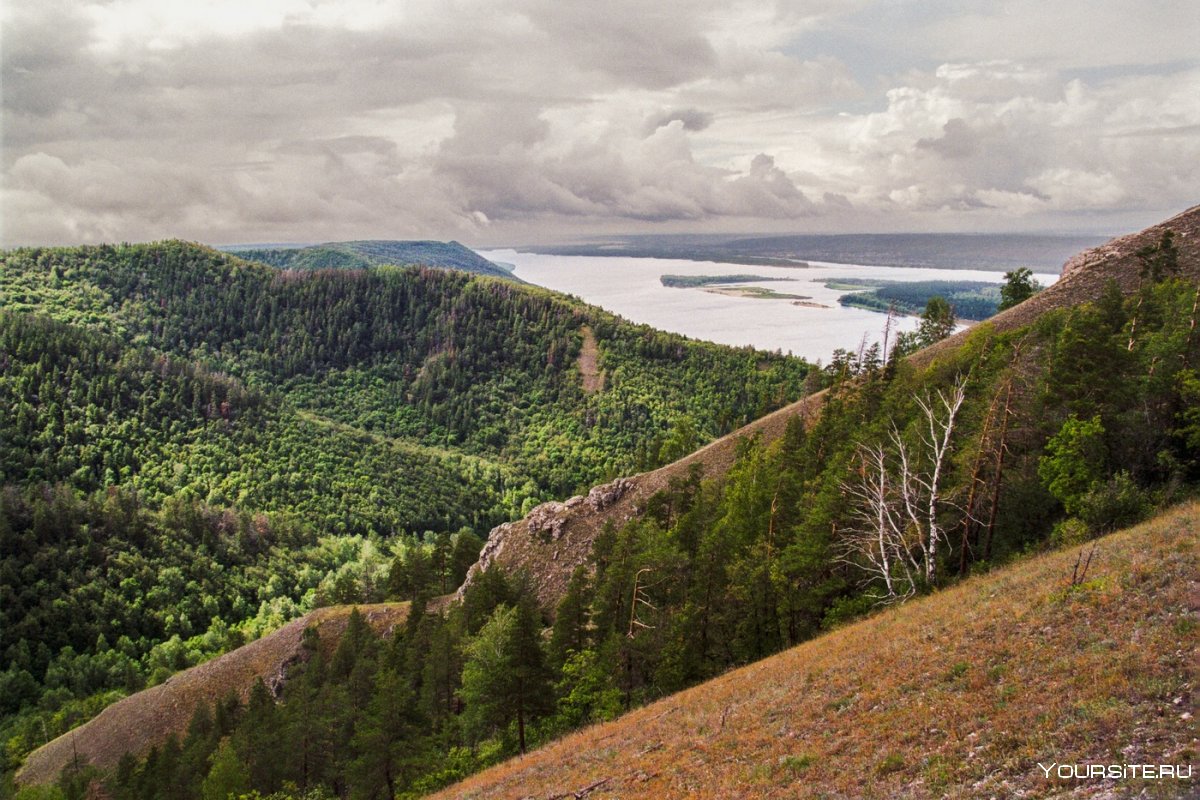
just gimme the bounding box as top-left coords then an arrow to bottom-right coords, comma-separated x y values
459,600 -> 551,754
916,296 -> 956,346
348,669 -> 423,800
1137,230 -> 1179,283
201,740 -> 249,800
234,680 -> 285,792
548,566 -> 592,671
998,268 -> 1040,311
449,530 -> 484,588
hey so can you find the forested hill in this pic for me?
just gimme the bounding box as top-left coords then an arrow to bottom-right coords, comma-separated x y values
225,240 -> 517,280
0,240 -> 811,774
11,210 -> 1200,798
463,204 -> 1200,610
3,241 -> 810,497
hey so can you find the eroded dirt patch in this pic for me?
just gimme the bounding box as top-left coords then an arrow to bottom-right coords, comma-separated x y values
578,325 -> 605,394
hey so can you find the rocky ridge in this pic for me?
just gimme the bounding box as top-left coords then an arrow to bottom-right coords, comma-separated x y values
461,204 -> 1200,615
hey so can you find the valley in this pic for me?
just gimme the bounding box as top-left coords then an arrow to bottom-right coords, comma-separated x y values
0,242 -> 811,784
3,208 -> 1199,799
5,0 -> 1198,797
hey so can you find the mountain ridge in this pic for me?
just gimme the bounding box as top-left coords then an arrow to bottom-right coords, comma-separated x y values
14,602 -> 430,786
1,237 -> 813,783
459,204 -> 1200,613
9,205 -> 1200,794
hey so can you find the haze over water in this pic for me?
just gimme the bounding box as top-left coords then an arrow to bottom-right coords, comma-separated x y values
483,250 -> 1060,363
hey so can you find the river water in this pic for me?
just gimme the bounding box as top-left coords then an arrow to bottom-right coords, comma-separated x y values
481,249 -> 1060,363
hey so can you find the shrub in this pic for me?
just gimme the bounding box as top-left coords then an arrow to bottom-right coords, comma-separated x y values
1078,471 -> 1149,532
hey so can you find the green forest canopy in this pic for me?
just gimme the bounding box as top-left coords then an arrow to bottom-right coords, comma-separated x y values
62,268 -> 1200,800
0,240 -> 812,770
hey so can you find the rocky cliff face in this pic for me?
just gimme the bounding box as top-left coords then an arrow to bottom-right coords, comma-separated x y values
455,477 -> 641,609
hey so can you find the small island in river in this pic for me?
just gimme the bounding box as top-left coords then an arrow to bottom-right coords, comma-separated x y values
661,274 -> 812,300
660,274 -> 787,287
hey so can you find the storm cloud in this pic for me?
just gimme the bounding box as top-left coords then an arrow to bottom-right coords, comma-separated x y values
2,0 -> 1198,245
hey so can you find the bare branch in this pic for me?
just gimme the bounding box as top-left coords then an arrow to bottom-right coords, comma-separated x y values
838,374 -> 969,598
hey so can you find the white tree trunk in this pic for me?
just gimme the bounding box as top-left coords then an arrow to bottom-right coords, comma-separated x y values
839,375 -> 968,599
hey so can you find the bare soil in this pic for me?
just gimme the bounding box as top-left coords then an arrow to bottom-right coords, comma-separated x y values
578,325 -> 605,394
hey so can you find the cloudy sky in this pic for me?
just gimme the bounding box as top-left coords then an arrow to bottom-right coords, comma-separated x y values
3,0 -> 1198,246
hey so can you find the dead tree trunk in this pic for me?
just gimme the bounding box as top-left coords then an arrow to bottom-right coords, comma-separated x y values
839,375 -> 967,598
910,376 -> 969,585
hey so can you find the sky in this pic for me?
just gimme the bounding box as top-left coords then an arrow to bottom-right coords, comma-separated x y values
3,0 -> 1198,247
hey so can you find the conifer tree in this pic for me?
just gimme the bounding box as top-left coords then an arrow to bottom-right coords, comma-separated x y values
548,566 -> 592,671
236,679 -> 285,792
998,267 -> 1040,311
459,601 -> 551,754
201,740 -> 249,800
348,669 -> 423,800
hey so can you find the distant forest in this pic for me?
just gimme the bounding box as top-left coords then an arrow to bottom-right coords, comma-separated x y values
659,274 -> 786,288
838,279 -> 1002,319
227,240 -> 517,280
81,265 -> 1200,800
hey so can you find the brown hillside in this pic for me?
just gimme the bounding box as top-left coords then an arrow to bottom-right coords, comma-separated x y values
16,603 -> 414,786
432,502 -> 1199,800
460,204 -> 1200,612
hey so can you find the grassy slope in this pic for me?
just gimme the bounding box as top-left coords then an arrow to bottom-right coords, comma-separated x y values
465,204 -> 1200,612
434,503 -> 1199,800
16,602 -> 423,785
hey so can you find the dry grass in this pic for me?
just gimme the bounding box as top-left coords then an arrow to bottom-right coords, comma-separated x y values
16,602 -> 415,785
431,502 -> 1199,800
482,205 -> 1200,614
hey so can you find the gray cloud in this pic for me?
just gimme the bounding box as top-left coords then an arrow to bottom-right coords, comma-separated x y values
917,119 -> 980,159
519,0 -> 720,89
2,0 -> 1198,246
644,109 -> 714,135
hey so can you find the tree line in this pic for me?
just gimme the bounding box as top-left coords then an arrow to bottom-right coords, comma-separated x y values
32,237 -> 1200,800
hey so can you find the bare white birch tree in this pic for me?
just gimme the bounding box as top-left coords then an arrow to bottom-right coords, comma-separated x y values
838,441 -> 915,602
839,375 -> 969,601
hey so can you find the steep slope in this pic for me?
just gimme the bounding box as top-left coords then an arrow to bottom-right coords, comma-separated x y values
462,204 -> 1200,611
433,502 -> 1199,800
12,208 -> 1198,794
227,240 -> 518,280
2,241 -> 813,781
15,602 -> 419,786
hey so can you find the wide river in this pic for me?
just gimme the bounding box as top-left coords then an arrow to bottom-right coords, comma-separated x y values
481,250 -> 1060,363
